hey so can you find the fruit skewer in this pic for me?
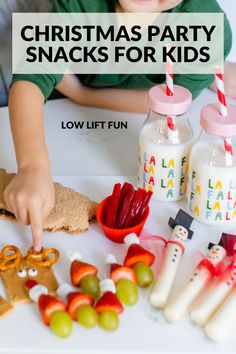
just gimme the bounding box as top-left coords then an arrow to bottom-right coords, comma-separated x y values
95,279 -> 124,331
25,280 -> 73,338
57,283 -> 98,328
105,254 -> 139,306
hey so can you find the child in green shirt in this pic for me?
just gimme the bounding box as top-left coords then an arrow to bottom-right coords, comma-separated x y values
6,0 -> 235,251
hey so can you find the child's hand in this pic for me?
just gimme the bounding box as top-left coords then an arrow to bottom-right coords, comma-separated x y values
4,166 -> 55,252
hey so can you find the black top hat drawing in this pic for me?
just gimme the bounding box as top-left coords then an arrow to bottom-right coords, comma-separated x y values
168,209 -> 194,240
208,233 -> 236,255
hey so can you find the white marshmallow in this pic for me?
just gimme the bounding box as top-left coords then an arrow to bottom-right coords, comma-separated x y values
124,233 -> 140,246
57,283 -> 74,299
29,285 -> 48,303
105,254 -> 117,265
67,251 -> 83,263
100,279 -> 116,294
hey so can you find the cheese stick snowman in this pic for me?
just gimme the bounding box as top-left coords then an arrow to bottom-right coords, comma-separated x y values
150,209 -> 194,309
191,233 -> 236,326
204,284 -> 236,342
164,240 -> 226,323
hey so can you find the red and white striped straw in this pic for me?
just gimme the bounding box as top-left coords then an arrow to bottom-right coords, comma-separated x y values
165,45 -> 178,143
166,44 -> 174,97
214,66 -> 227,116
214,66 -> 233,166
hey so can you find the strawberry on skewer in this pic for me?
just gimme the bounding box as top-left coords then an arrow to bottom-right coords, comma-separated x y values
57,283 -> 98,328
69,252 -> 100,299
106,254 -> 139,306
25,280 -> 72,338
95,279 -> 124,332
123,233 -> 155,288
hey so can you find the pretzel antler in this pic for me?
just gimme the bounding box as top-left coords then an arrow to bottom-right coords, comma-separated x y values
27,247 -> 60,268
0,245 -> 22,272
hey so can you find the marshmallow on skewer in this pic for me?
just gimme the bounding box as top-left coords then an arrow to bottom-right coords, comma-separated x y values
164,242 -> 226,323
150,210 -> 194,309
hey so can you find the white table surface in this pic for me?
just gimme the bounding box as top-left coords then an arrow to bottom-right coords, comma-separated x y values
0,89 -> 236,354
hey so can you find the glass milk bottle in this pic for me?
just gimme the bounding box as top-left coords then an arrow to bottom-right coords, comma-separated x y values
186,103 -> 236,225
138,84 -> 193,201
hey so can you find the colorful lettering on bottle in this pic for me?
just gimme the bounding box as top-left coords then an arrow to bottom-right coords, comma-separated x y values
144,163 -> 148,173
196,184 -> 201,195
149,176 -> 155,186
228,191 -> 233,200
208,179 -> 213,189
168,169 -> 174,178
148,165 -> 155,175
215,212 -> 222,221
206,200 -> 212,210
150,156 -> 156,165
181,156 -> 186,167
192,171 -> 196,179
180,176 -> 185,187
168,160 -> 175,168
167,189 -> 173,199
161,179 -> 166,188
217,191 -> 224,200
206,210 -> 212,219
216,180 -> 223,190
167,179 -> 174,189
194,205 -> 199,216
213,201 -> 220,211
162,159 -> 167,168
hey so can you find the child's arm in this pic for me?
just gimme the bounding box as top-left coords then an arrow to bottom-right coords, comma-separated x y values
5,81 -> 55,251
56,74 -> 149,113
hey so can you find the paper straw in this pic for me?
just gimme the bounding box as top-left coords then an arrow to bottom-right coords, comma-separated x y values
214,66 -> 233,166
214,66 -> 227,116
166,44 -> 174,97
166,45 -> 178,143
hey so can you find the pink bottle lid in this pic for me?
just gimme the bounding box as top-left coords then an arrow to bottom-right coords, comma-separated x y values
200,103 -> 236,137
148,84 -> 192,116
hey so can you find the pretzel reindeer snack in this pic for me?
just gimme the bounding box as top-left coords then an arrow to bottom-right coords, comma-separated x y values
0,246 -> 60,304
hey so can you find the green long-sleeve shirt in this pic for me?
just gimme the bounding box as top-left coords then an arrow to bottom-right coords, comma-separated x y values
12,0 -> 232,100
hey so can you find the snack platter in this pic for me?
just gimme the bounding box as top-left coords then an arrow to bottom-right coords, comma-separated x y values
0,175 -> 235,354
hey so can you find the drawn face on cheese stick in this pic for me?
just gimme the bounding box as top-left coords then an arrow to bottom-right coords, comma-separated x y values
150,209 -> 194,309
170,225 -> 189,243
164,244 -> 226,323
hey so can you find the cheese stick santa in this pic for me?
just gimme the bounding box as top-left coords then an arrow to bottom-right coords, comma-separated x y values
150,209 -> 194,309
204,283 -> 236,342
190,233 -> 236,326
164,238 -> 227,323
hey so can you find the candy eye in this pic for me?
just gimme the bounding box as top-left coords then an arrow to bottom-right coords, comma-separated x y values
28,268 -> 38,277
17,269 -> 27,278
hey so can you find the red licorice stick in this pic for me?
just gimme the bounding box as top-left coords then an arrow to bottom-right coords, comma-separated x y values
105,183 -> 121,227
115,187 -> 136,229
133,191 -> 152,225
125,188 -> 146,227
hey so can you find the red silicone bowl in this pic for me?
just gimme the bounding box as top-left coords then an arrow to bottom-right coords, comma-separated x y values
96,196 -> 149,244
